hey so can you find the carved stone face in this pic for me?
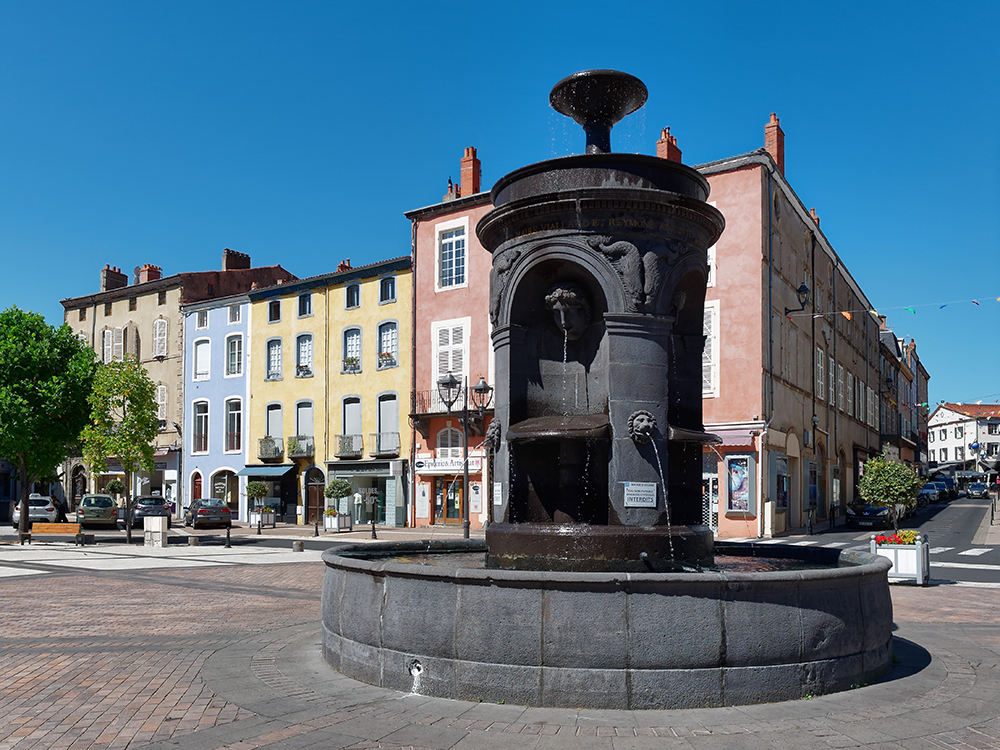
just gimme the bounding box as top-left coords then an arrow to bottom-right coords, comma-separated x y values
545,283 -> 590,340
628,410 -> 656,443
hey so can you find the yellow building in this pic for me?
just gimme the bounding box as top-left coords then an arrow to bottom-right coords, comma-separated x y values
245,257 -> 412,525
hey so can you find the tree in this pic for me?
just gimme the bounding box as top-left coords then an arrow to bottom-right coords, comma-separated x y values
81,357 -> 159,544
0,307 -> 96,535
857,451 -> 923,532
325,478 -> 352,509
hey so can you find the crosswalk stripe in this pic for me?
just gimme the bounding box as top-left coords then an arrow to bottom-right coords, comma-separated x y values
928,547 -> 954,554
823,542 -> 849,547
932,561 -> 1000,571
958,548 -> 992,556
790,540 -> 818,546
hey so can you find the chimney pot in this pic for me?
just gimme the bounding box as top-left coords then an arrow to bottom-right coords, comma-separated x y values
656,126 -> 683,163
765,112 -> 785,175
458,146 -> 481,197
809,208 -> 820,227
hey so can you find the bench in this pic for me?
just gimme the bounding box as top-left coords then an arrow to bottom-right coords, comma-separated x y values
19,523 -> 92,546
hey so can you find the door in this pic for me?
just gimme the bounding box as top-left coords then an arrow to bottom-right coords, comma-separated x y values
435,477 -> 463,523
306,483 -> 323,524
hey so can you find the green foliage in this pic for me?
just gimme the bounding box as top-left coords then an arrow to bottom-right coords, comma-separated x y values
324,478 -> 352,499
246,481 -> 269,500
0,306 -> 97,530
858,451 -> 923,531
105,478 -> 125,496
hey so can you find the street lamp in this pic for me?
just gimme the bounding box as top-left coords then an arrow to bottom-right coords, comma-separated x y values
437,373 -> 493,538
783,282 -> 811,317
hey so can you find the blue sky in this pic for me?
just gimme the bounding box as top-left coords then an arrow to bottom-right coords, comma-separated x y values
2,1 -> 997,407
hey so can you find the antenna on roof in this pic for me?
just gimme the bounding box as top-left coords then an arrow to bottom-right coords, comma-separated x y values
133,266 -> 141,285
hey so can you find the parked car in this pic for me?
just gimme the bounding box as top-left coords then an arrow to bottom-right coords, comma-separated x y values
130,495 -> 172,528
935,476 -> 958,500
11,494 -> 59,528
967,482 -> 990,499
928,481 -> 949,502
183,498 -> 232,529
77,494 -> 118,528
845,501 -> 906,530
918,484 -> 941,506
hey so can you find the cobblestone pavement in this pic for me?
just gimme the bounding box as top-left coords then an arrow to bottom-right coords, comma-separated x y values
2,543 -> 1000,749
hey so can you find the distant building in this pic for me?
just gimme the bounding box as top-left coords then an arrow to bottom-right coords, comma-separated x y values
244,257 -> 412,526
928,403 -> 1000,476
60,250 -> 294,510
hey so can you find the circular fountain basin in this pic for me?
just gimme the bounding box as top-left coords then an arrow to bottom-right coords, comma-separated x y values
321,541 -> 893,709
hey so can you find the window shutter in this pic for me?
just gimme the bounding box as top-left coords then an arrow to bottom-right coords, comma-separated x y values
702,304 -> 717,396
156,385 -> 168,421
126,323 -> 139,359
837,365 -> 844,410
153,319 -> 167,357
816,348 -> 824,397
828,356 -> 835,404
102,330 -> 113,363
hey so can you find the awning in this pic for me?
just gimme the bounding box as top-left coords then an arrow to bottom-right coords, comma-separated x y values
712,429 -> 756,447
237,465 -> 296,477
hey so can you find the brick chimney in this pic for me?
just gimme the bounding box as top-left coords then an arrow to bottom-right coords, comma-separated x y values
809,208 -> 820,227
442,177 -> 457,202
764,112 -> 785,175
337,259 -> 352,272
656,127 -> 682,163
222,248 -> 251,270
137,264 -> 162,283
100,265 -> 127,292
879,315 -> 888,329
458,147 -> 481,197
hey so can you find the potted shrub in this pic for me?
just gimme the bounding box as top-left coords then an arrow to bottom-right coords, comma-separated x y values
869,529 -> 930,584
105,478 -> 127,523
857,450 -> 922,533
378,351 -> 396,368
343,356 -> 360,372
246,481 -> 275,528
324,478 -> 353,531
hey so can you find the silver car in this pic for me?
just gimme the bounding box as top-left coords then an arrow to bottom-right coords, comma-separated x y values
77,494 -> 118,528
11,494 -> 59,528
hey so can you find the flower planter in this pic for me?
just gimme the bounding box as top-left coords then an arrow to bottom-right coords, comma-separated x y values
870,534 -> 930,584
324,514 -> 353,532
249,511 -> 277,529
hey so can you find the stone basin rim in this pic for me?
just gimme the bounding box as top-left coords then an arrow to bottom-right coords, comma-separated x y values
321,540 -> 892,584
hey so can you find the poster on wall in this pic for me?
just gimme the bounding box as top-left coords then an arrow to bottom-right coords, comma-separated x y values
725,454 -> 756,517
470,483 -> 482,514
775,455 -> 789,511
416,484 -> 430,519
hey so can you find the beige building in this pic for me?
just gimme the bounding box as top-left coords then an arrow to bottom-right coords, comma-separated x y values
60,250 -> 294,509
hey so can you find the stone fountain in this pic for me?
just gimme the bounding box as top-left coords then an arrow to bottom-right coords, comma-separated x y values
322,70 -> 893,709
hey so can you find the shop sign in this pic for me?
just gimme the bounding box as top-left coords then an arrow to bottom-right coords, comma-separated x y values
414,457 -> 482,474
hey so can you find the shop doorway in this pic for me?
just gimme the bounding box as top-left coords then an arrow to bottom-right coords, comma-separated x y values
435,477 -> 463,524
305,468 -> 325,524
211,470 -> 239,513
192,472 -> 203,501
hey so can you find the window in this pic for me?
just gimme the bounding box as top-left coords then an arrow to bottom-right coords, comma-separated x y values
989,424 -> 1000,435
343,328 -> 361,371
196,310 -> 208,329
104,302 -> 112,316
153,319 -> 168,357
102,330 -> 112,363
816,348 -> 824,398
706,244 -> 716,287
296,334 -> 313,377
156,385 -> 168,422
225,335 -> 243,376
437,427 -> 464,459
438,227 -> 466,288
957,447 -> 965,461
266,403 -> 283,437
128,298 -> 137,312
940,447 -> 948,462
296,401 -> 314,437
78,308 -> 86,321
377,322 -> 398,368
298,293 -> 312,317
433,319 -> 467,403
228,304 -> 240,323
955,426 -> 964,439
929,431 -> 935,443
193,339 -> 210,380
988,443 -> 999,457
346,284 -> 360,309
929,449 -> 936,462
837,365 -> 844,411
268,299 -> 281,323
702,301 -> 719,397
113,327 -> 124,361
867,387 -> 875,427
266,339 -> 282,380
224,399 -> 242,452
845,373 -> 853,418
379,276 -> 396,303
939,429 -> 947,440
158,291 -> 166,305
376,394 -> 400,455
828,356 -> 835,405
193,401 -> 209,454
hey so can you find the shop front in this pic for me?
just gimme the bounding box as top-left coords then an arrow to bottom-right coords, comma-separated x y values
327,459 -> 406,527
235,465 -> 298,523
412,455 -> 484,528
131,448 -> 180,509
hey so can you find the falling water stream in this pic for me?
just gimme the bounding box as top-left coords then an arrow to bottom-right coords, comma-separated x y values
650,440 -> 675,559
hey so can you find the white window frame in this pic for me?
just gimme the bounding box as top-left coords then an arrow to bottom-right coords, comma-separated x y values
437,427 -> 464,459
377,321 -> 398,369
432,317 -> 470,399
705,201 -> 717,287
193,338 -> 210,381
192,400 -> 209,455
224,397 -> 242,453
816,348 -> 824,398
225,334 -> 243,377
345,284 -> 360,309
845,372 -> 854,418
298,293 -> 312,318
113,327 -> 124,361
434,216 -> 469,292
102,329 -> 113,363
343,327 -> 362,372
228,304 -> 241,324
296,333 -> 314,377
153,319 -> 168,358
867,387 -> 876,427
702,300 -> 720,398
828,356 -> 835,405
196,310 -> 208,329
837,364 -> 844,411
379,275 -> 397,304
266,338 -> 283,381
155,384 -> 168,422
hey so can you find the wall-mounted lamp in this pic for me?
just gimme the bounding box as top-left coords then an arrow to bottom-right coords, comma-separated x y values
784,283 -> 811,317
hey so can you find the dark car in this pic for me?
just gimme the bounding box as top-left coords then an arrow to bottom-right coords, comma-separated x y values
928,482 -> 949,502
967,482 -> 990,499
130,495 -> 172,528
845,501 -> 905,530
183,498 -> 232,529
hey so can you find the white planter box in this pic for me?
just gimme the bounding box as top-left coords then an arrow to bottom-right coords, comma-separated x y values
870,535 -> 930,584
324,514 -> 353,532
249,511 -> 277,529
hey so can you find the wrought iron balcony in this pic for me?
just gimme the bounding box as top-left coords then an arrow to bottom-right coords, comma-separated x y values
335,434 -> 363,459
257,436 -> 283,460
286,435 -> 314,458
412,387 -> 471,416
370,432 -> 400,457
224,431 -> 241,452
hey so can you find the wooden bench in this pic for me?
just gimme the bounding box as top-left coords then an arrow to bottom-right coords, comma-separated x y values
19,523 -> 92,546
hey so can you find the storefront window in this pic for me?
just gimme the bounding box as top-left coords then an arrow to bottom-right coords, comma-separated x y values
435,477 -> 463,521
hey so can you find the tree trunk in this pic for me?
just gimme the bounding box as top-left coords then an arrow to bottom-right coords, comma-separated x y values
124,468 -> 133,544
16,454 -> 34,535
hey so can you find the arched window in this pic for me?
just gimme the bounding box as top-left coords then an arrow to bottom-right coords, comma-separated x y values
266,338 -> 282,380
379,276 -> 396,303
224,398 -> 242,452
153,318 -> 168,357
191,471 -> 203,500
296,334 -> 313,377
343,328 -> 361,372
192,401 -> 209,453
437,427 -> 463,459
377,322 -> 397,369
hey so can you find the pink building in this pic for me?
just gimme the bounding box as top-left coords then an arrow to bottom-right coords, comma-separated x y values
405,148 -> 495,529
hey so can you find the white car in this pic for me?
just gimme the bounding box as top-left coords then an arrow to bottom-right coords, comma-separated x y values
11,494 -> 59,527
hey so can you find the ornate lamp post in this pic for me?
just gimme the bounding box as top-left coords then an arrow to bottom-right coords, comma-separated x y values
437,373 -> 494,538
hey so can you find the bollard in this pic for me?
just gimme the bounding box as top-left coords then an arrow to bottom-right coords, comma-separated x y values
292,540 -> 304,552
188,536 -> 199,546
371,518 -> 378,540
257,516 -> 262,535
314,521 -> 319,537
225,526 -> 231,548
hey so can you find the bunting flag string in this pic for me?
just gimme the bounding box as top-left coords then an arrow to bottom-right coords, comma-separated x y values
783,296 -> 1000,319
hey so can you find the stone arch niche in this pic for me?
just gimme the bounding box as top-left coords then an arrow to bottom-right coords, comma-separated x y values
479,138 -> 725,570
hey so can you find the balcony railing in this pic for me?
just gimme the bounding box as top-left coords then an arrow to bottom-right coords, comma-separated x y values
258,436 -> 284,460
335,434 -> 363,459
286,434 -> 314,458
412,387 -> 472,415
224,431 -> 241,452
193,434 -> 208,453
370,432 -> 400,457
